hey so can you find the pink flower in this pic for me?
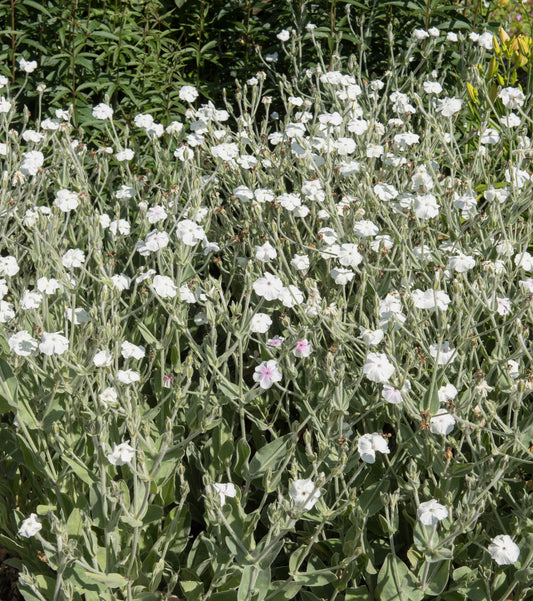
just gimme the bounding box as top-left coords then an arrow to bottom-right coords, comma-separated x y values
382,385 -> 403,404
267,336 -> 285,348
253,360 -> 282,389
293,339 -> 312,358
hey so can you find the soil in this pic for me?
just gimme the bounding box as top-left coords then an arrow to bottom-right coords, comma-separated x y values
0,549 -> 23,601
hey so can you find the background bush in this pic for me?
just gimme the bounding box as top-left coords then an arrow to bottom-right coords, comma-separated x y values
1,0 -> 525,127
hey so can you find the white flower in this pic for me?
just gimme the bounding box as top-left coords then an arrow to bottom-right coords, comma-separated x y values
429,341 -> 457,365
174,146 -> 194,161
22,129 -> 44,143
413,29 -> 429,40
99,387 -> 118,409
255,188 -> 275,204
0,96 -> 12,113
358,433 -> 390,463
176,219 -> 206,246
250,313 -> 272,333
109,219 -> 131,236
93,350 -> 113,367
366,143 -> 384,158
411,289 -> 451,311
363,352 -> 395,383
211,142 -> 239,161
337,244 -> 363,268
253,360 -> 282,389
293,205 -> 309,218
438,383 -> 458,404
414,194 -> 439,219
436,97 -> 462,117
92,103 -> 114,120
65,307 -> 89,324
212,482 -> 237,506
115,185 -> 136,199
20,150 -> 44,175
146,205 -> 167,224
117,369 -> 141,384
41,118 -> 59,130
359,328 -> 384,346
474,381 -> 492,400
508,360 -> 519,379
134,113 -> 154,129
115,148 -> 134,161
37,278 -> 61,294
166,121 -> 183,134
354,220 -> 379,237
253,272 -> 284,301
477,32 -> 493,49
19,290 -> 42,310
334,137 -> 356,155
339,160 -> 360,175
54,189 -> 79,212
277,29 -> 290,42
485,187 -> 509,204
480,128 -> 500,145
255,241 -> 277,262
18,514 -> 42,538
179,85 -> 199,102
8,331 -> 38,356
178,285 -> 196,303
62,249 -> 85,269
152,275 -> 177,298
107,441 -> 135,466
496,296 -> 511,316
0,256 -> 19,277
39,331 -> 69,356
393,132 -> 420,149
499,87 -> 525,109
449,254 -> 475,273
331,267 -> 355,285
501,113 -> 521,128
417,500 -> 448,526
140,230 -> 168,253
428,27 -> 439,37
374,183 -> 398,202
289,478 -> 321,510
423,81 -> 442,95
121,341 -> 145,360
19,58 -> 38,73
291,254 -> 310,271
488,535 -> 520,565
318,227 -> 338,245
453,193 -> 477,219
447,32 -> 458,42
430,409 -> 456,435
111,274 -> 131,291
347,118 -> 368,135
136,269 -> 156,283
0,301 -> 15,323
279,285 -> 304,308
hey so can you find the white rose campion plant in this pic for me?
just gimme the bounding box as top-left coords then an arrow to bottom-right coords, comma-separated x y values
1,33 -> 533,601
